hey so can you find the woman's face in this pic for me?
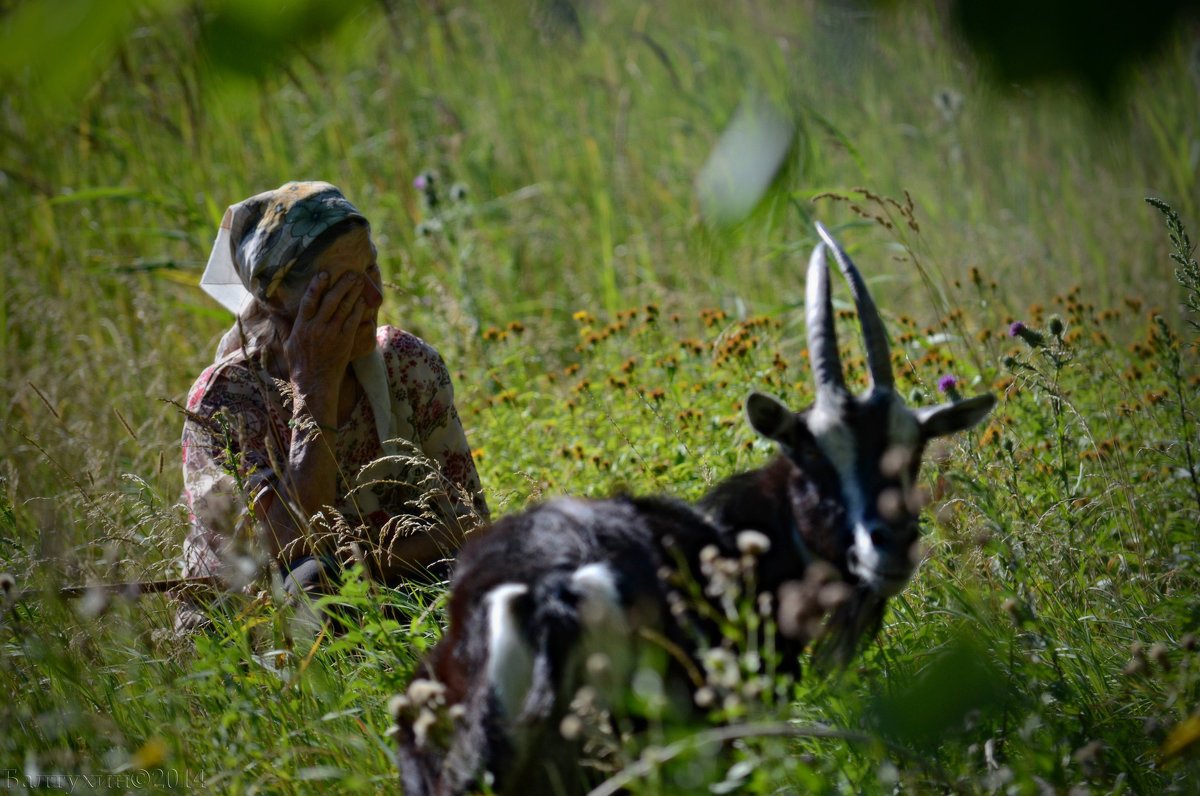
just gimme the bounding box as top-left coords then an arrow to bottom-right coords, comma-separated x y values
282,225 -> 384,360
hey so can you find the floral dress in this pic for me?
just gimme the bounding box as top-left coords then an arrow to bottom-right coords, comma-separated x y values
180,326 -> 487,586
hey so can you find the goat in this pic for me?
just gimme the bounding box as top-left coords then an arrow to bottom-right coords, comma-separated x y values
392,223 -> 996,795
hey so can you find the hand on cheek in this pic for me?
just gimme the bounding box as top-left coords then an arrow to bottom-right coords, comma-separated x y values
283,270 -> 367,396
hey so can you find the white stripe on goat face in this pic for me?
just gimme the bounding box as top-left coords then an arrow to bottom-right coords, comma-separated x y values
485,583 -> 534,723
807,396 -> 921,595
571,563 -> 636,701
807,403 -> 864,519
886,399 -> 921,497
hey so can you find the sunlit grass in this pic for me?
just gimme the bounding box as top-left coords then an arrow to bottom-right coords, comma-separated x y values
2,1 -> 1198,792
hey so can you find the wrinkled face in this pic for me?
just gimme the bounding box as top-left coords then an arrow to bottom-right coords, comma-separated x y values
746,389 -> 994,597
313,227 -> 384,359
274,225 -> 384,360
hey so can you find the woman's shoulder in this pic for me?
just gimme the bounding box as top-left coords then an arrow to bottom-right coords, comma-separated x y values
377,326 -> 449,376
185,355 -> 263,415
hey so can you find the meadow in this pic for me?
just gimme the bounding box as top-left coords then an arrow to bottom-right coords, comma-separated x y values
2,1 -> 1199,792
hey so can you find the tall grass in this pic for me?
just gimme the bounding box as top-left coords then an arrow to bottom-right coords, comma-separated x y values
2,1 -> 1198,792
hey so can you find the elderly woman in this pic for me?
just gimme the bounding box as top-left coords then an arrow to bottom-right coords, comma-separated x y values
179,181 -> 487,628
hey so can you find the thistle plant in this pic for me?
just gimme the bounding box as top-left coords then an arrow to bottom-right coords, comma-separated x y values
1146,197 -> 1200,334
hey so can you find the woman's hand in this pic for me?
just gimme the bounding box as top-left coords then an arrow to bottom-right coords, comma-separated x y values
283,270 -> 366,419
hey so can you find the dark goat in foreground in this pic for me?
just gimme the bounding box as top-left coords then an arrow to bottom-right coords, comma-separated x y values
393,224 -> 996,795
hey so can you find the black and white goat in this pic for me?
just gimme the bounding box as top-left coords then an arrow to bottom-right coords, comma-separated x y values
393,224 -> 996,795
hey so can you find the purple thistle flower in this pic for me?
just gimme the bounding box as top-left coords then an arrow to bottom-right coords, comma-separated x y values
937,374 -> 958,394
413,174 -> 428,190
1010,321 -> 1046,348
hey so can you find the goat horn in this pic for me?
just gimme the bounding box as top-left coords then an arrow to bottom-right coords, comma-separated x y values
806,240 -> 849,406
815,222 -> 894,392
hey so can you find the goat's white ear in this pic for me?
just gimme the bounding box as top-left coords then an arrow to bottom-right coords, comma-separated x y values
914,393 -> 996,439
745,392 -> 798,445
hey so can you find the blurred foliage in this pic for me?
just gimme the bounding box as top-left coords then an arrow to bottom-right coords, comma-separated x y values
4,0 -> 1200,116
200,0 -> 371,78
947,0 -> 1200,101
0,0 -> 370,115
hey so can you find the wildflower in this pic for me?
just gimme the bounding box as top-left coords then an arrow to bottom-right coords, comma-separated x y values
412,709 -> 437,747
742,676 -> 767,699
415,219 -> 442,237
559,714 -> 583,740
1008,320 -> 1045,348
388,694 -> 412,722
407,678 -> 447,707
817,581 -> 853,610
937,374 -> 960,400
450,182 -> 469,202
1149,642 -> 1171,671
1048,315 -> 1065,337
0,572 -> 14,597
702,648 -> 740,689
1123,642 -> 1147,676
586,653 -> 611,677
412,173 -> 431,191
736,530 -> 771,557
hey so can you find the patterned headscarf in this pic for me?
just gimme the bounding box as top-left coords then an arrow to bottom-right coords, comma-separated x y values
199,182 -> 398,448
200,181 -> 367,314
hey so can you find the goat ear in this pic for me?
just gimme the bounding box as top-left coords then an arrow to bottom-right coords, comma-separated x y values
745,392 -> 800,446
915,393 -> 996,439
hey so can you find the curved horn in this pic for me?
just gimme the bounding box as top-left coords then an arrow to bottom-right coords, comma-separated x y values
815,222 -> 894,392
806,240 -> 848,406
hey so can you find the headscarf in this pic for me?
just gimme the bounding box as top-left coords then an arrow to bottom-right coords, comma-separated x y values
200,181 -> 367,313
199,181 -> 397,448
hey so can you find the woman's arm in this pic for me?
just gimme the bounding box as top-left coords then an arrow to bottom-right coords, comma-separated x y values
358,332 -> 489,583
252,414 -> 340,562
255,269 -> 369,562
